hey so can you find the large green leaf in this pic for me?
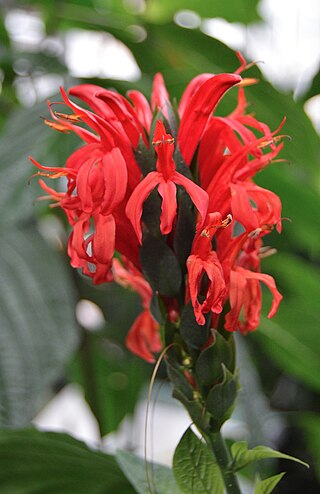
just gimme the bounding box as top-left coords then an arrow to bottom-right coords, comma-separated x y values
70,333 -> 148,437
299,67 -> 320,103
0,100 -> 80,225
143,0 -> 260,24
0,225 -> 78,427
116,450 -> 183,494
0,429 -> 135,493
173,427 -> 224,494
256,166 -> 320,259
0,102 -> 53,225
253,253 -> 320,391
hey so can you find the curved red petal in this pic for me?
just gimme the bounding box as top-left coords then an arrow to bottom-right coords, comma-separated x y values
151,73 -> 170,119
173,171 -> 208,227
178,73 -> 241,164
125,171 -> 160,243
101,147 -> 128,214
157,179 -> 177,235
127,89 -> 152,132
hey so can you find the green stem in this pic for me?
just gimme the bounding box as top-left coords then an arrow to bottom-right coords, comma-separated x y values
205,430 -> 242,494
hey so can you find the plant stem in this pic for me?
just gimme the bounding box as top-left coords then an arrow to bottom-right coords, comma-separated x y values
205,430 -> 242,494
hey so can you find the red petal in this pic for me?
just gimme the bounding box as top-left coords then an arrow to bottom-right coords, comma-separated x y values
173,171 -> 208,227
151,73 -> 170,119
186,254 -> 206,325
125,171 -> 160,243
29,156 -> 77,177
126,310 -> 161,363
92,213 -> 115,265
178,73 -> 241,164
76,156 -> 96,213
178,73 -> 213,117
96,90 -> 144,147
224,269 -> 247,332
69,84 -> 115,118
101,148 -> 128,214
230,182 -> 259,233
60,87 -> 117,148
157,179 -> 177,235
127,90 -> 152,132
237,266 -> 283,319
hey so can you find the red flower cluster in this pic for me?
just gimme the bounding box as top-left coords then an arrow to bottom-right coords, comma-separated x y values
32,56 -> 284,362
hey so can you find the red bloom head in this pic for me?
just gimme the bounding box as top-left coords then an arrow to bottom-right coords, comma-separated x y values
31,58 -> 285,362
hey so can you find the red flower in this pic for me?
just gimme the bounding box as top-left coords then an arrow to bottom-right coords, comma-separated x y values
225,265 -> 283,334
187,213 -> 231,325
31,58 -> 285,361
126,120 -> 208,243
113,258 -> 161,363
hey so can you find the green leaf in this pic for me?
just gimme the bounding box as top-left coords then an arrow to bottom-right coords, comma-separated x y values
254,473 -> 286,494
206,367 -> 238,427
251,252 -> 320,391
0,224 -> 78,427
134,137 -> 156,177
299,67 -> 320,103
70,333 -> 148,437
173,187 -> 196,271
143,0 -> 260,24
116,449 -> 183,494
166,358 -> 194,402
257,168 -> 320,258
297,412 -> 320,482
140,234 -> 182,296
195,331 -> 233,386
231,441 -> 309,472
0,429 -> 135,494
0,102 -> 51,225
179,301 -> 210,350
173,427 -> 224,494
255,315 -> 320,393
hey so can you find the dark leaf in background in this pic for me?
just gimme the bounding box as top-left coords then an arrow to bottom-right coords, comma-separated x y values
298,66 -> 320,104
0,225 -> 78,427
143,0 -> 260,24
0,102 -> 52,225
140,233 -> 182,296
0,429 -> 136,493
254,253 -> 320,392
70,332 -> 148,437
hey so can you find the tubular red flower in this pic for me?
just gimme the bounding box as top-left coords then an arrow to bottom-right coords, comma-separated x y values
225,266 -> 283,333
113,258 -> 161,363
187,250 -> 226,326
126,120 -> 208,242
187,213 -> 230,325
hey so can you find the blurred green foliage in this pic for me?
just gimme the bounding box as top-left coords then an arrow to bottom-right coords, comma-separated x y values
0,0 -> 319,492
